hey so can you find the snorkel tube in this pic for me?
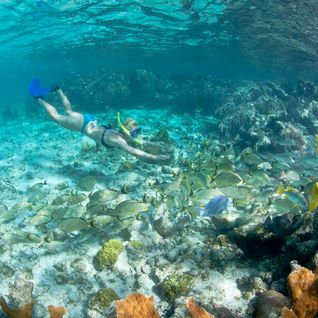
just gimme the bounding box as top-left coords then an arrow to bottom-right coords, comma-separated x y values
117,112 -> 144,146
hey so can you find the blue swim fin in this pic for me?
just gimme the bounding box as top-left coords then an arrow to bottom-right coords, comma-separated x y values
28,78 -> 51,98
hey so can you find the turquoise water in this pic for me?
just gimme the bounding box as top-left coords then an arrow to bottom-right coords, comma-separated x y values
2,0 -> 318,104
1,1 -> 318,318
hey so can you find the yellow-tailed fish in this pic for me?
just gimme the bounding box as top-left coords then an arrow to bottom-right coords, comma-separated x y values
89,189 -> 119,203
315,135 -> 318,154
276,184 -> 296,195
52,194 -> 70,206
276,184 -> 285,195
67,193 -> 87,206
309,182 -> 318,212
28,180 -> 47,192
91,215 -> 115,227
58,218 -> 90,233
107,201 -> 149,217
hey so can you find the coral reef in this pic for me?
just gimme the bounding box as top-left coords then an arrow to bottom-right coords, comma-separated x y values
215,80 -> 318,151
62,69 -> 228,112
3,100 -> 318,317
115,293 -> 160,318
61,70 -> 318,153
96,239 -> 124,269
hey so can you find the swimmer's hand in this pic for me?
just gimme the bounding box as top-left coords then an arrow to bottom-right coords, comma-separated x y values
141,154 -> 172,165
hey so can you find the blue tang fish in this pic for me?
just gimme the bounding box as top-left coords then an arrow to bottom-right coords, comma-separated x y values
199,194 -> 229,217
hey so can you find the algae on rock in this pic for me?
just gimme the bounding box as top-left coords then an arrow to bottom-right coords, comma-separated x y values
130,240 -> 144,251
91,287 -> 119,309
96,239 -> 124,269
162,273 -> 193,301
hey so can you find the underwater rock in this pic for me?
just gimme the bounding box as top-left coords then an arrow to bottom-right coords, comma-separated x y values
81,137 -> 96,153
203,236 -> 243,268
236,276 -> 267,299
213,306 -> 242,318
186,297 -> 215,318
126,240 -> 146,262
263,213 -> 305,237
211,214 -> 248,232
153,203 -> 175,238
8,278 -> 33,308
255,290 -> 290,318
229,224 -> 285,258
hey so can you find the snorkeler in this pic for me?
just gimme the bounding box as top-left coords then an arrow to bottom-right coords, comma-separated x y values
28,78 -> 172,165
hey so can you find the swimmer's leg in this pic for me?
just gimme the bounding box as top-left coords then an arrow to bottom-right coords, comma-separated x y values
37,98 -> 62,122
37,98 -> 78,129
56,89 -> 73,113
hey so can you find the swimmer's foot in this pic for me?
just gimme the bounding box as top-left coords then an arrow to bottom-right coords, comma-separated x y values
50,85 -> 61,92
29,78 -> 51,99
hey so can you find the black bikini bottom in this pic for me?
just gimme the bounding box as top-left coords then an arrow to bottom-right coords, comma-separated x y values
101,128 -> 115,149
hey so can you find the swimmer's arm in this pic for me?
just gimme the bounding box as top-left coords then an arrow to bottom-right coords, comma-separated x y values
110,137 -> 170,164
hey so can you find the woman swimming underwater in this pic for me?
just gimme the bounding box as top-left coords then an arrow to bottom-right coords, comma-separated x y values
29,78 -> 172,165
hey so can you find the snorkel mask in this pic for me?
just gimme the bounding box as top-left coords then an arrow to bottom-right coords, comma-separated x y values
130,127 -> 141,138
123,117 -> 141,137
117,112 -> 143,145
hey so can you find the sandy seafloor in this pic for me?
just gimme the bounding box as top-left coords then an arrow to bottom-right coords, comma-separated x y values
0,106 -> 287,317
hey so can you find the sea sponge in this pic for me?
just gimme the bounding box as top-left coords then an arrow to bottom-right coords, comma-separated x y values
48,305 -> 67,318
91,288 -> 119,309
281,266 -> 318,318
96,239 -> 124,269
162,273 -> 193,301
186,297 -> 215,318
0,297 -> 33,318
115,293 -> 160,318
